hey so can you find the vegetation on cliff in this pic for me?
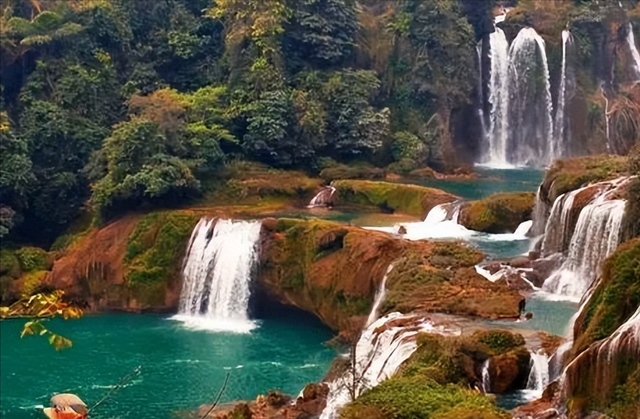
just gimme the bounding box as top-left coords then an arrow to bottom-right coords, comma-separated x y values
340,330 -> 530,419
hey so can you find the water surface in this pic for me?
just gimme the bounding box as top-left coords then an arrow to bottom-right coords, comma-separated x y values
1,312 -> 335,419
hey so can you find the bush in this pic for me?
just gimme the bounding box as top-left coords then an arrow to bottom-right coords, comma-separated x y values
15,247 -> 50,272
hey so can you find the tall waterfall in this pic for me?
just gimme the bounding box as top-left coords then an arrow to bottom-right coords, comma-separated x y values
175,218 -> 262,332
627,23 -> 640,81
541,188 -> 583,256
366,264 -> 394,327
542,185 -> 627,300
554,30 -> 573,157
507,28 -> 555,166
484,25 -> 510,166
320,313 -> 440,419
527,350 -> 550,393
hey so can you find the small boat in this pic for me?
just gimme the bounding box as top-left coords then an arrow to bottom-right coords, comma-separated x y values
43,394 -> 88,419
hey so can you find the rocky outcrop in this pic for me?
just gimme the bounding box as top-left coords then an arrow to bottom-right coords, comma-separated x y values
332,180 -> 458,218
258,218 -> 523,332
458,192 -> 535,233
562,238 -> 640,418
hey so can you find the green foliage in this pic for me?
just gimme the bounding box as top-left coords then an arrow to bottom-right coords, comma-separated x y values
0,249 -> 21,278
474,330 -> 526,355
15,247 -> 49,272
340,379 -> 508,419
124,212 -> 198,287
459,193 -> 535,234
575,238 -> 640,353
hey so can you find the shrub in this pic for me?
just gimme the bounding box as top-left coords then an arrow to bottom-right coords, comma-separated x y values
15,247 -> 50,272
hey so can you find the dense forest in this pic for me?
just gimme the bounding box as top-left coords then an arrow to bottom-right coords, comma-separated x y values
1,0 -> 639,245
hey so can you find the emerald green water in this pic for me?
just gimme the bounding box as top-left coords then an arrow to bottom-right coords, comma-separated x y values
404,168 -> 543,199
0,312 -> 336,419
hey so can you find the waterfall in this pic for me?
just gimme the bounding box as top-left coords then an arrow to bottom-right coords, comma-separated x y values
554,30 -> 573,157
365,264 -> 394,327
175,218 -> 262,333
542,193 -> 626,300
484,24 -> 510,166
481,359 -> 491,393
627,23 -> 640,81
320,313 -> 441,419
541,186 -> 590,256
564,306 -> 640,399
477,41 -> 487,141
514,220 -> 533,237
507,28 -> 555,166
530,187 -> 549,237
527,350 -> 550,393
309,186 -> 336,208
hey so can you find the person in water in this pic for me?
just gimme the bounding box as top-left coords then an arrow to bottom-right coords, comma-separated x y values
43,394 -> 88,419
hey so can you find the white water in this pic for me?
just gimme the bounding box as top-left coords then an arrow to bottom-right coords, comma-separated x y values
554,30 -> 573,157
543,195 -> 626,301
514,220 -> 533,237
627,23 -> 640,81
507,28 -> 555,166
527,350 -> 550,395
174,218 -> 262,333
531,186 -> 548,237
484,24 -> 510,166
482,359 -> 491,393
541,187 -> 585,256
366,264 -> 395,327
309,186 -> 336,208
320,313 -> 441,419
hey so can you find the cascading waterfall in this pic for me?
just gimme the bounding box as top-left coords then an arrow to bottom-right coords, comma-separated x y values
365,264 -> 395,327
564,306 -> 640,399
507,28 -> 555,166
175,218 -> 262,332
481,359 -> 491,393
540,188 -> 583,256
484,24 -> 510,166
627,23 -> 640,81
527,350 -> 550,393
554,30 -> 573,157
530,186 -> 549,237
320,313 -> 440,419
542,186 -> 627,300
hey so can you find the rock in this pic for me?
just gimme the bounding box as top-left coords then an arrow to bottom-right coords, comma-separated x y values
458,192 -> 535,233
397,225 -> 407,235
487,347 -> 530,393
261,217 -> 279,231
509,256 -> 531,269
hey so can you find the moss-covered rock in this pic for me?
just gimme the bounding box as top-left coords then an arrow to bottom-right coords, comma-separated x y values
573,238 -> 640,354
333,180 -> 457,218
458,192 -> 535,233
340,379 -> 509,419
540,155 -> 628,205
338,330 -> 528,419
564,238 -> 640,418
124,212 -> 199,307
259,219 -> 522,331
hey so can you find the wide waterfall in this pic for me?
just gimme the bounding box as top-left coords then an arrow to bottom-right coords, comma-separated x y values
320,313 -> 440,419
484,25 -> 510,166
507,28 -> 555,166
542,186 -> 627,300
175,218 -> 262,332
627,23 -> 640,81
482,26 -> 555,167
554,30 -> 573,157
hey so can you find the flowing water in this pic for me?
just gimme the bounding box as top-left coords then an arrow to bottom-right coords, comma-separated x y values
554,30 -> 573,157
484,24 -> 510,166
627,23 -> 640,81
0,313 -> 336,419
175,218 -> 262,333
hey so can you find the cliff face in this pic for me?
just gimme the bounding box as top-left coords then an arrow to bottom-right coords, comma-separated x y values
563,238 -> 640,419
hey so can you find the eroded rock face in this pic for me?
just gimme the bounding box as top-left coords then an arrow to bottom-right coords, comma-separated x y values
258,218 -> 523,332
